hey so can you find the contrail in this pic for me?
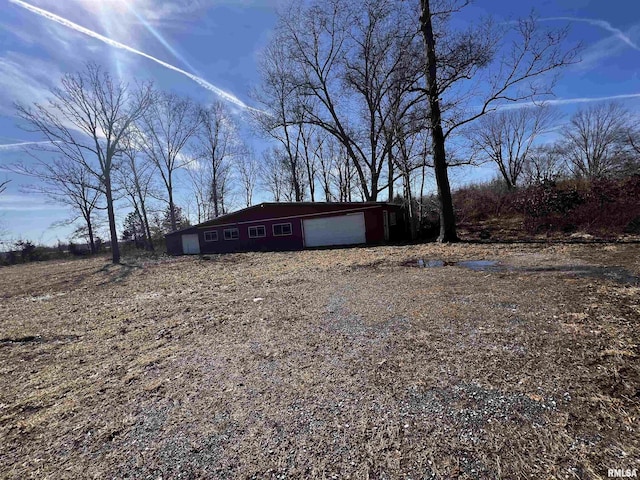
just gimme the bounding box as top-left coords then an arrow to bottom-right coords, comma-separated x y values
0,141 -> 57,151
127,4 -> 200,75
8,0 -> 255,111
497,92 -> 640,110
540,16 -> 640,51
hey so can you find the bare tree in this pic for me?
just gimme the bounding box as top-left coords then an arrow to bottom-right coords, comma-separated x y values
522,144 -> 565,185
298,124 -> 322,201
186,162 -> 213,223
12,158 -> 102,253
116,138 -> 157,250
257,0 -> 423,201
238,154 -> 259,208
16,63 -> 153,263
138,91 -> 200,232
419,0 -> 579,241
316,135 -> 340,202
563,102 -> 629,179
260,148 -> 290,202
195,101 -> 240,217
254,40 -> 307,201
467,106 -> 557,189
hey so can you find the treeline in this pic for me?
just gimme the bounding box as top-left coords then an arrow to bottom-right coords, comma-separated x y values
448,101 -> 640,239
12,65 -> 253,263
451,175 -> 640,240
0,239 -> 106,266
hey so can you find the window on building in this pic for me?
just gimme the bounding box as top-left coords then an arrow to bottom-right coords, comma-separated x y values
389,212 -> 397,226
273,223 -> 292,236
204,230 -> 218,242
223,228 -> 239,240
248,225 -> 266,238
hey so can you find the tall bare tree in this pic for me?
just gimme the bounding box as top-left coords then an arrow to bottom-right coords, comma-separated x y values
0,179 -> 9,195
563,102 -> 629,179
195,101 -> 240,217
419,0 -> 578,241
116,138 -> 156,250
138,91 -> 200,232
467,106 -> 557,189
260,148 -> 290,202
238,154 -> 259,208
16,63 -> 153,263
254,40 -> 307,202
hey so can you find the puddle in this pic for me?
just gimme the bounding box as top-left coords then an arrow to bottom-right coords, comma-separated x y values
408,259 -> 508,272
457,260 -> 506,272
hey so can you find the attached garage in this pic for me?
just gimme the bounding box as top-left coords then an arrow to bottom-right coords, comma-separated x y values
303,212 -> 366,247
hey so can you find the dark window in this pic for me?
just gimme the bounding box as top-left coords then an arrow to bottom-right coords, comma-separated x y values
273,223 -> 292,236
223,228 -> 239,240
389,212 -> 397,226
248,225 -> 266,238
204,231 -> 218,242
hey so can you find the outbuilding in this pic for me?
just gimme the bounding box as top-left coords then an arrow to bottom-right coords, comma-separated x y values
165,202 -> 405,255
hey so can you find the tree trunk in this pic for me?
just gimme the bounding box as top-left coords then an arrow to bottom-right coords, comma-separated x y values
211,155 -> 220,217
85,213 -> 96,254
388,151 -> 394,201
141,203 -> 154,251
104,176 -> 120,264
306,164 -> 315,202
404,173 -> 417,241
168,188 -> 177,231
420,0 -> 458,243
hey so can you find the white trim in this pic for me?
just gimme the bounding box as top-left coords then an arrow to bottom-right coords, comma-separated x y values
248,225 -> 266,238
223,228 -> 239,240
197,205 -> 382,229
273,222 -> 292,236
204,230 -> 218,242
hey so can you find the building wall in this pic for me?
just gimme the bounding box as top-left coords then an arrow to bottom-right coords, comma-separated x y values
199,218 -> 305,254
165,203 -> 406,255
165,230 -> 187,255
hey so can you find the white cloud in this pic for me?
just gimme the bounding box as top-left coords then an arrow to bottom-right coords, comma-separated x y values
0,53 -> 61,114
0,194 -> 65,212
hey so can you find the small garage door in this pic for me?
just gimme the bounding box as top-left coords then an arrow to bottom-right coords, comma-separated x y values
303,212 -> 366,248
181,234 -> 200,254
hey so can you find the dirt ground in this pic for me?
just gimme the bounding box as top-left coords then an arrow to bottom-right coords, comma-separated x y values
1,242 -> 638,479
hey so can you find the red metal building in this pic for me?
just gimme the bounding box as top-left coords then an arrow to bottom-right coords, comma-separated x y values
165,202 -> 405,255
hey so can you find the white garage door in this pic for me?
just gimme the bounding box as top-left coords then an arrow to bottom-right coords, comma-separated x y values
303,212 -> 366,248
181,234 -> 200,254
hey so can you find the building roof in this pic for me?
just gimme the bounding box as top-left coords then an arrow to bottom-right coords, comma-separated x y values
165,201 -> 401,237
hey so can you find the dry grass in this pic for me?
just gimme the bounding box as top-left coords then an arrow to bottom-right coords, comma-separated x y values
1,243 -> 639,479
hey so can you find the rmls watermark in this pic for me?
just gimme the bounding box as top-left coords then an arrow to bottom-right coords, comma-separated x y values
608,469 -> 637,478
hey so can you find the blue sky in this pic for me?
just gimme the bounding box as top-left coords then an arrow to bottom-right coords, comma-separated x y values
0,0 -> 639,246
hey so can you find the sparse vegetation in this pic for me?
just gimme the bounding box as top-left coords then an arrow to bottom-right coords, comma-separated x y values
1,244 -> 638,478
